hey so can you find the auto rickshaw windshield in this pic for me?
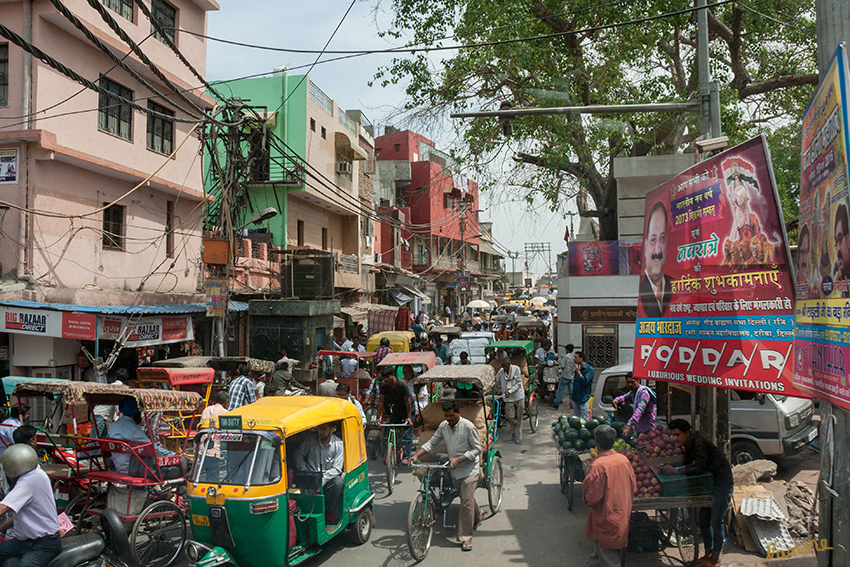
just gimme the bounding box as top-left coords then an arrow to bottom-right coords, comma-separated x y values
192,430 -> 282,487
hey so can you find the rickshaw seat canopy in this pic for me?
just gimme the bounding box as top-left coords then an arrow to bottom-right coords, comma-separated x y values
13,381 -> 134,406
136,367 -> 215,386
485,340 -> 535,354
514,317 -> 547,328
414,364 -> 495,391
80,387 -> 201,412
317,350 -> 376,359
377,351 -> 436,369
3,376 -> 69,396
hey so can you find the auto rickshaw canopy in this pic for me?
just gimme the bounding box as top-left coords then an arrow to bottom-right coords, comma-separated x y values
413,364 -> 495,391
366,331 -> 415,353
514,316 -> 547,328
485,340 -> 534,355
377,351 -> 436,369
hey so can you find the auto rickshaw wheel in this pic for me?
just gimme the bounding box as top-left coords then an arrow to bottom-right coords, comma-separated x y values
348,507 -> 374,545
487,456 -> 503,514
407,492 -> 435,562
130,500 -> 187,567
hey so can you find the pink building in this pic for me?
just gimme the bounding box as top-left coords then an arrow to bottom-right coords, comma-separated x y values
0,0 -> 219,378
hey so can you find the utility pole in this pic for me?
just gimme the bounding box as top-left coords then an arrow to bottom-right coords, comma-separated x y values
506,251 -> 520,292
456,202 -> 467,317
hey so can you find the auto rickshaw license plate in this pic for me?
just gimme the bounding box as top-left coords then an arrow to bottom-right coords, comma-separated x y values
213,432 -> 242,442
192,514 -> 210,527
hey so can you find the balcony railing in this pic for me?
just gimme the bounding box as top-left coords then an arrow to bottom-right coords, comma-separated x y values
338,110 -> 356,134
338,253 -> 359,274
309,81 -> 333,116
413,253 -> 430,265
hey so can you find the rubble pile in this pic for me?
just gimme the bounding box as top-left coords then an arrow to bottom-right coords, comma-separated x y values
784,481 -> 818,539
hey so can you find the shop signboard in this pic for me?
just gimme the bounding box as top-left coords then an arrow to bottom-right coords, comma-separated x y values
98,315 -> 194,347
633,135 -> 806,397
793,44 -> 850,412
568,241 -> 619,276
205,278 -> 227,318
0,149 -> 18,184
0,306 -> 95,340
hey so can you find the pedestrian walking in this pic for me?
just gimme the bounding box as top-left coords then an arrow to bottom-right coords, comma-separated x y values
582,425 -> 636,566
550,343 -> 575,410
496,359 -> 524,444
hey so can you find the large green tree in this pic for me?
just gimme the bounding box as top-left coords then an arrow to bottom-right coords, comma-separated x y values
374,0 -> 817,239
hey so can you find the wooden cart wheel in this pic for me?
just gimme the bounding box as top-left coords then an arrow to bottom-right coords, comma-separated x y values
559,453 -> 568,494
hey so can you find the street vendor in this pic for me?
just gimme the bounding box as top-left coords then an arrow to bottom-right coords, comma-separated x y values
612,375 -> 656,436
661,419 -> 734,567
411,400 -> 482,552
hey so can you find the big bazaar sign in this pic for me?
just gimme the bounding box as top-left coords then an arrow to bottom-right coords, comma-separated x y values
98,315 -> 194,347
0,307 -> 96,340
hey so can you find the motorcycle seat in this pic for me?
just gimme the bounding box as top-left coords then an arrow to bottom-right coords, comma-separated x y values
46,533 -> 105,567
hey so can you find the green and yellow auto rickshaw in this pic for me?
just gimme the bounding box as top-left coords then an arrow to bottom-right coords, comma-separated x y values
185,396 -> 374,567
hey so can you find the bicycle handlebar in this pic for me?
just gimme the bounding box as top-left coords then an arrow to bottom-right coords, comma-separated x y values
377,422 -> 410,427
410,462 -> 451,469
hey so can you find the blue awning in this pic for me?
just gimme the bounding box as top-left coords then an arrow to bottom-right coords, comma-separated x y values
0,300 -> 248,315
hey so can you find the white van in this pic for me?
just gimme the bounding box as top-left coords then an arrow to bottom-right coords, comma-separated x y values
449,331 -> 495,365
592,363 -> 818,466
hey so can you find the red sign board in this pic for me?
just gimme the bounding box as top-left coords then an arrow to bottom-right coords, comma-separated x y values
633,136 -> 806,397
61,313 -> 96,340
568,241 -> 619,276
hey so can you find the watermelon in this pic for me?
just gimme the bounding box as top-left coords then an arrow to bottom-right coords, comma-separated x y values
559,416 -> 570,428
557,433 -> 565,443
554,423 -> 562,433
568,416 -> 582,430
574,440 -> 586,451
564,429 -> 579,442
585,418 -> 598,431
587,438 -> 596,449
579,427 -> 592,442
561,440 -> 574,450
611,421 -> 626,433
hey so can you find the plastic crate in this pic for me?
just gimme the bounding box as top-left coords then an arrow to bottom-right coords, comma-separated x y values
654,471 -> 714,497
628,512 -> 660,553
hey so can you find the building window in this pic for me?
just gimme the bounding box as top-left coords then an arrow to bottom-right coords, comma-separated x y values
297,220 -> 305,246
310,118 -> 316,132
151,0 -> 176,44
146,102 -> 174,155
444,194 -> 454,210
98,77 -> 133,140
394,144 -> 400,152
166,201 -> 174,258
102,203 -> 125,249
322,228 -> 328,250
103,0 -> 133,21
0,45 -> 7,106
248,129 -> 270,182
321,126 -> 326,139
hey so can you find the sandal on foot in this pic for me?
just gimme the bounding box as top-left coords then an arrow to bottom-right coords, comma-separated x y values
461,542 -> 473,551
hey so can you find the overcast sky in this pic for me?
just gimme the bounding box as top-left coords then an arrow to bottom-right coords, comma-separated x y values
206,1 -> 569,275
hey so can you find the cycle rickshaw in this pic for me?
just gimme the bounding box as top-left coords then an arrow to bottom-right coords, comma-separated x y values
184,396 -> 375,567
407,364 -> 503,562
317,349 -> 376,402
484,340 -> 540,433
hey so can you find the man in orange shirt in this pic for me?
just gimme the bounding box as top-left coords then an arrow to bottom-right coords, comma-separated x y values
582,424 -> 636,566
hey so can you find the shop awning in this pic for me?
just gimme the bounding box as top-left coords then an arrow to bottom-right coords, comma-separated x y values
340,306 -> 368,322
0,300 -> 248,314
397,284 -> 431,304
390,289 -> 412,306
334,131 -> 369,160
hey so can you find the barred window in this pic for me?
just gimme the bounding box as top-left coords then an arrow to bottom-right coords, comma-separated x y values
98,77 -> 133,140
103,0 -> 133,22
102,204 -> 125,249
0,45 -> 7,106
147,101 -> 174,155
151,0 -> 176,44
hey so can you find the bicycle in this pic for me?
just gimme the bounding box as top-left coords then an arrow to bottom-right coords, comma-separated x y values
378,422 -> 409,494
407,460 -> 453,562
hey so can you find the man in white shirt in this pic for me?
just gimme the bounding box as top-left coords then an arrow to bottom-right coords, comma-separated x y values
497,359 -> 525,444
335,383 -> 366,425
0,405 -> 30,457
535,339 -> 556,391
295,423 -> 345,525
412,400 -> 483,551
0,444 -> 62,567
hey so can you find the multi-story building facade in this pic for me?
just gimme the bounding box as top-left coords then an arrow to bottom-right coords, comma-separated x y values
0,0 -> 219,378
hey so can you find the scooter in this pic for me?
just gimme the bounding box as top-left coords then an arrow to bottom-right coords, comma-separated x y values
48,508 -> 136,567
541,357 -> 559,403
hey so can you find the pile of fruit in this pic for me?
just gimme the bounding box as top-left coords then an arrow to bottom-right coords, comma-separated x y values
619,424 -> 682,499
551,415 -> 635,453
622,448 -> 661,498
635,423 -> 682,458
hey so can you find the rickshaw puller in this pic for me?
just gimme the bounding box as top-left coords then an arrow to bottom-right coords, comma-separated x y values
375,367 -> 413,465
411,400 -> 482,552
0,444 -> 62,567
295,423 -> 344,525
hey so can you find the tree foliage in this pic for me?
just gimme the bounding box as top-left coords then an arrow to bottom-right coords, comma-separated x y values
374,0 -> 817,239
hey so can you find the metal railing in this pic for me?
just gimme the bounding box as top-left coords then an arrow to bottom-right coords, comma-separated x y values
413,254 -> 430,265
338,110 -> 356,134
338,253 -> 359,274
309,81 -> 333,116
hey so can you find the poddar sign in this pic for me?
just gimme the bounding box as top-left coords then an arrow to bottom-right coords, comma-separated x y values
634,135 -> 807,397
794,45 -> 850,412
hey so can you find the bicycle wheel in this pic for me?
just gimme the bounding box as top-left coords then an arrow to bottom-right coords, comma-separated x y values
386,438 -> 396,495
528,395 -> 539,433
63,493 -> 88,526
406,492 -> 436,562
566,458 -> 576,511
488,456 -> 503,514
656,509 -> 675,547
78,491 -> 108,534
130,500 -> 187,567
673,508 -> 696,565
559,454 -> 568,494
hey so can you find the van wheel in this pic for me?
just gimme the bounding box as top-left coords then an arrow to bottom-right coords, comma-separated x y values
348,507 -> 373,545
731,441 -> 763,465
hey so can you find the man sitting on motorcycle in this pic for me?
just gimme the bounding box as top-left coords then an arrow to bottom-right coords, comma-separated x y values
535,339 -> 556,391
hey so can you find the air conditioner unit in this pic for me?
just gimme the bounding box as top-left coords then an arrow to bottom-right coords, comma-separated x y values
365,236 -> 372,247
336,161 -> 352,175
283,170 -> 303,184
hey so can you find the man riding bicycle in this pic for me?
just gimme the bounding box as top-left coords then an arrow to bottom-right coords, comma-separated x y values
375,366 -> 413,465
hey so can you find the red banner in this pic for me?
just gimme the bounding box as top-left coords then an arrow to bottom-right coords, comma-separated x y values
633,136 -> 807,397
568,241 -> 619,276
61,313 -> 96,340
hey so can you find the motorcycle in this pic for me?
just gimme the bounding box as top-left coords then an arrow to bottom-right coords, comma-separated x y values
541,357 -> 559,403
51,508 -> 135,567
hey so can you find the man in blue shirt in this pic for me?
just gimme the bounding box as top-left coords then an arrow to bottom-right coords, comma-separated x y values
433,336 -> 451,365
570,351 -> 594,420
228,364 -> 257,410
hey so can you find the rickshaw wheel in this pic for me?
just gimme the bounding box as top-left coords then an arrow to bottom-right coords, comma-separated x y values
565,458 -> 576,511
348,507 -> 374,545
558,454 -> 568,494
487,456 -> 503,514
386,440 -> 396,494
130,500 -> 187,567
63,493 -> 88,525
527,396 -> 539,433
407,492 -> 435,562
78,491 -> 107,534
